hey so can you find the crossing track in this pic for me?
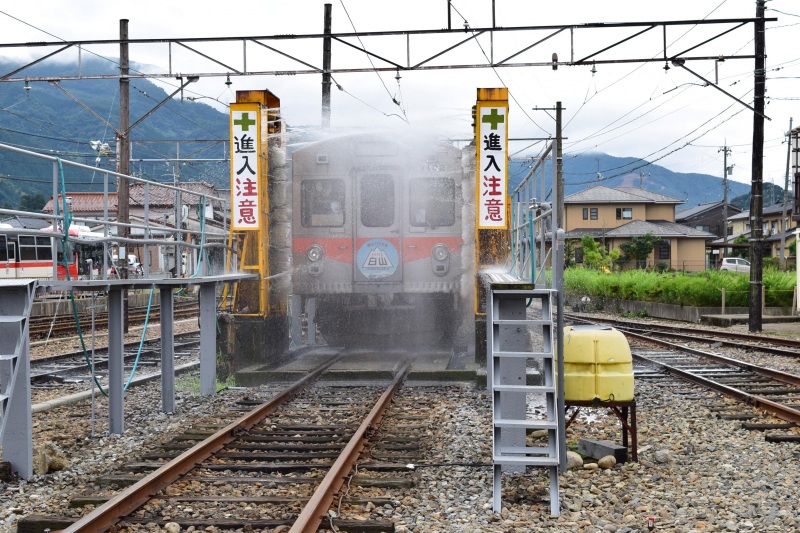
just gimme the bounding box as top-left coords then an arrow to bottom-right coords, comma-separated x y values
29,331 -> 201,388
57,356 -> 412,533
29,299 -> 199,338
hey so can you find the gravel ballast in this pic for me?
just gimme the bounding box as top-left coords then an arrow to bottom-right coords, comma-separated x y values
3,367 -> 800,532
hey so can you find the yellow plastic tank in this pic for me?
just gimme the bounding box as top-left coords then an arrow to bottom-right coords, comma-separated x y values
562,325 -> 634,402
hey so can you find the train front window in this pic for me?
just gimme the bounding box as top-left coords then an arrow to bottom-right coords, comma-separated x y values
301,179 -> 345,227
409,178 -> 455,228
361,175 -> 395,227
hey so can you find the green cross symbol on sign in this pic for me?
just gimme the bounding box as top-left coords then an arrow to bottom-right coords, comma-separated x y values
234,112 -> 256,131
482,108 -> 505,130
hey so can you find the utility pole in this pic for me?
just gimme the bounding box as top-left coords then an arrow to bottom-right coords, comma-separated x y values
780,117 -> 793,268
118,19 -> 130,332
719,145 -> 731,257
118,19 -> 130,249
749,0 -> 766,332
321,4 -> 332,129
555,101 -> 563,229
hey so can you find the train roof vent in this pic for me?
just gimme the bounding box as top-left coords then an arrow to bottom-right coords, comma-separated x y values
316,154 -> 329,165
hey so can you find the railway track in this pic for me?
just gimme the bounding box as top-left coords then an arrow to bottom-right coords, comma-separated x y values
568,313 -> 800,440
29,330 -> 201,388
565,312 -> 800,358
29,299 -> 199,338
35,355 -> 417,532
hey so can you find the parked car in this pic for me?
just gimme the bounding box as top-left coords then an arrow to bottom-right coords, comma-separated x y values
719,257 -> 750,274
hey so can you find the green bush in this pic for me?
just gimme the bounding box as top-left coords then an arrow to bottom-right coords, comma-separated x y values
564,268 -> 796,308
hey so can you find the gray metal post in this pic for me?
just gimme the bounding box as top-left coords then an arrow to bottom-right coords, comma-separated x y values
291,294 -> 303,346
160,287 -> 175,413
0,281 -> 35,478
306,297 -> 317,345
554,229 -> 567,472
52,160 -> 59,279
199,282 -> 217,395
144,183 -> 150,277
107,288 -> 125,434
493,296 -> 527,473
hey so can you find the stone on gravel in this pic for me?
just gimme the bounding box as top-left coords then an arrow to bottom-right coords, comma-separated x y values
597,455 -> 617,469
566,451 -> 584,470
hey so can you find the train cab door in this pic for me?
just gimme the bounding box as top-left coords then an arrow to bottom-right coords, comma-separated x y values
353,169 -> 403,285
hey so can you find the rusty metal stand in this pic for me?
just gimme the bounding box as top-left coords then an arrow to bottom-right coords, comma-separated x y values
565,400 -> 638,461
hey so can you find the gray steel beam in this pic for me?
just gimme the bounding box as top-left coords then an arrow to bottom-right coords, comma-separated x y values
107,288 -> 125,434
199,282 -> 217,396
160,288 -> 175,413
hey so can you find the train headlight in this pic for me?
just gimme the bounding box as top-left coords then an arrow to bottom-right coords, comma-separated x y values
307,244 -> 324,262
431,243 -> 450,276
431,244 -> 449,261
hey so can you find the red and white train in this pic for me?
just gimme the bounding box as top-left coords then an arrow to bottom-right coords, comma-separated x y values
291,132 -> 468,347
0,223 -> 104,280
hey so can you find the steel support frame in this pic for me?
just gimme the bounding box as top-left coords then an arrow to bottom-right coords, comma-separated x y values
0,280 -> 36,479
0,18 -> 769,83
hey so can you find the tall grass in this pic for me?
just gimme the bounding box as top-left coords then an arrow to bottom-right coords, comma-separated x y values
564,268 -> 796,307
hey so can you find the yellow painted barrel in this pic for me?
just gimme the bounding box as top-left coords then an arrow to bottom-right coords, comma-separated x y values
562,325 -> 634,402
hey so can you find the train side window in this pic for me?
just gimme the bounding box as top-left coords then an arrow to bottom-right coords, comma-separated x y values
0,235 -> 6,262
361,175 -> 395,227
301,179 -> 345,227
36,236 -> 53,261
409,178 -> 455,228
19,235 -> 37,261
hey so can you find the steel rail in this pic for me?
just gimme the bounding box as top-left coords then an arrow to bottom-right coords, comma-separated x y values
566,313 -> 800,351
58,355 -> 342,533
624,330 -> 800,388
619,325 -> 800,360
290,360 -> 412,533
633,350 -> 800,425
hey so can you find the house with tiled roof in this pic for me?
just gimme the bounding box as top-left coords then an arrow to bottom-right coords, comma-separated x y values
723,200 -> 796,263
42,182 -> 229,275
565,185 -> 717,271
676,201 -> 743,240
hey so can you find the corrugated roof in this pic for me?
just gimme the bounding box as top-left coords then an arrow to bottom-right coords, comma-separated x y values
0,215 -> 51,229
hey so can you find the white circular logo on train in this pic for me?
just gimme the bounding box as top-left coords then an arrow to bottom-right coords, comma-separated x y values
357,238 -> 399,279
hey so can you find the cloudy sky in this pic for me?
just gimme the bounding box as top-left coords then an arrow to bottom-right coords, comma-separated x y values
1,1 -> 798,187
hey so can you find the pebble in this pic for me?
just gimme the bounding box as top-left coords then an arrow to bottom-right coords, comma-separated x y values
2,367 -> 800,533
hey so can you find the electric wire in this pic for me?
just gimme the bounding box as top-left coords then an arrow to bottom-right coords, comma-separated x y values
339,0 -> 409,123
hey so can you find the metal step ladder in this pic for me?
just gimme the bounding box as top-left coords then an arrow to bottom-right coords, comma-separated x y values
0,279 -> 36,478
488,285 -> 561,515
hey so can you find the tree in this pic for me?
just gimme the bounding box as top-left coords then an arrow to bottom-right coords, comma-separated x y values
619,232 -> 662,268
18,192 -> 47,212
581,234 -> 620,272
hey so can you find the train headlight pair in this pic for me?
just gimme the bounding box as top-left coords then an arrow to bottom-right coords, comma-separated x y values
431,243 -> 449,276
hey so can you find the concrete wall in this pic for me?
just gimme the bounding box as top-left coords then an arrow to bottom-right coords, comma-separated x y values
573,296 -> 794,323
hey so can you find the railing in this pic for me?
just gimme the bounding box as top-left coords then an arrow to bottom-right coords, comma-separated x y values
0,142 -> 236,281
509,142 -> 556,286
